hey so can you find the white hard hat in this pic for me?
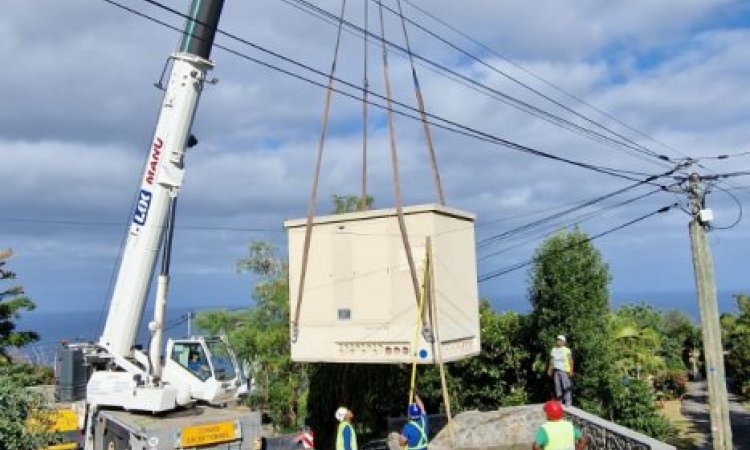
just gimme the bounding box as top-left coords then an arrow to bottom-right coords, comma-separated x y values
556,335 -> 566,342
335,406 -> 349,422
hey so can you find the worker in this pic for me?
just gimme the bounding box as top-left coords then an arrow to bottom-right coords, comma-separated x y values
335,407 -> 357,450
547,335 -> 574,406
187,351 -> 209,378
398,394 -> 428,450
533,400 -> 588,450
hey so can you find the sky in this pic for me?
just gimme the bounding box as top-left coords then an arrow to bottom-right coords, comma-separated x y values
2,0 -> 749,324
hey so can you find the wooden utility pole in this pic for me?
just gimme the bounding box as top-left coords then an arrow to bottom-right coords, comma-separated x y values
687,172 -> 733,450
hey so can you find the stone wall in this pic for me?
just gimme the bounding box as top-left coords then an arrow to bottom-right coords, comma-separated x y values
423,405 -> 675,450
565,406 -> 675,450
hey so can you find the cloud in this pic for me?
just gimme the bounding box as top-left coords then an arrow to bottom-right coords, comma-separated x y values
2,0 -> 748,315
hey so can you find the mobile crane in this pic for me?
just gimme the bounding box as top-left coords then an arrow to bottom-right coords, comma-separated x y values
54,1 -> 262,448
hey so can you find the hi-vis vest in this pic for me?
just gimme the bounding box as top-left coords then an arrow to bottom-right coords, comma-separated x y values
405,417 -> 428,450
551,347 -> 572,373
541,421 -> 576,450
336,422 -> 357,450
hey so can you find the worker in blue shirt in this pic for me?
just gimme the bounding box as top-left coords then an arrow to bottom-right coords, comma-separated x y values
398,394 -> 428,450
335,406 -> 357,450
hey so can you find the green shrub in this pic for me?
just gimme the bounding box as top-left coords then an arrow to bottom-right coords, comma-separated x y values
609,376 -> 674,440
652,370 -> 688,400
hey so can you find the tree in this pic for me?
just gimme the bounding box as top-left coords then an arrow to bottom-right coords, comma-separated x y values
527,228 -> 614,414
196,241 -> 306,431
332,194 -> 373,214
610,305 -> 694,399
0,249 -> 39,362
721,293 -> 750,396
611,305 -> 667,379
608,376 -> 672,439
447,302 -> 530,409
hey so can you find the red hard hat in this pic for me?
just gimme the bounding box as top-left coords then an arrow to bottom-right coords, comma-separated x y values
543,400 -> 564,420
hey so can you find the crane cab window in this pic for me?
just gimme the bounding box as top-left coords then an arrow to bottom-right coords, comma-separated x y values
205,339 -> 236,381
172,342 -> 211,381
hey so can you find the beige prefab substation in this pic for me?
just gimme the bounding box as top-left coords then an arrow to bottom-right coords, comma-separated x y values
285,204 -> 481,364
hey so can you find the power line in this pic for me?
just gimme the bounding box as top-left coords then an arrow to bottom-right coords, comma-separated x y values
478,186 -> 666,261
278,0 -> 666,168
478,203 -> 678,282
0,216 -> 280,233
398,0 -> 693,163
99,0 -> 669,185
707,183 -> 744,231
692,151 -> 750,160
397,0 -> 750,200
371,0 -> 672,165
476,166 -> 681,249
279,0 -> 674,168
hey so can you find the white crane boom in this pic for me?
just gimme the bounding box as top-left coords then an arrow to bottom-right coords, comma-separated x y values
99,1 -> 223,358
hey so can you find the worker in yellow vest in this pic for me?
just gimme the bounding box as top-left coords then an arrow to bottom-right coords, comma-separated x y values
532,401 -> 588,450
547,335 -> 574,406
335,407 -> 357,450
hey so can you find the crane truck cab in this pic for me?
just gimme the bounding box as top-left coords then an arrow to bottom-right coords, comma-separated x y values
164,336 -> 245,405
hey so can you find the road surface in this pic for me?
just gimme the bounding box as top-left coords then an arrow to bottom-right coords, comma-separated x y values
681,381 -> 750,449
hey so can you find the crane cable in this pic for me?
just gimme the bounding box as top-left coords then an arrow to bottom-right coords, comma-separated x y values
394,0 -> 445,205
291,0 -> 348,343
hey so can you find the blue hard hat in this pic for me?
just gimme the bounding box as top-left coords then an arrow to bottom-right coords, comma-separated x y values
408,403 -> 422,418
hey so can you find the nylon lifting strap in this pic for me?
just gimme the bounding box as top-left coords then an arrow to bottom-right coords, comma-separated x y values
394,0 -> 445,206
291,0 -> 348,342
377,0 -> 425,327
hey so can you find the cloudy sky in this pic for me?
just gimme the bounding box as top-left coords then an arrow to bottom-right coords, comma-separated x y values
2,0 -> 749,323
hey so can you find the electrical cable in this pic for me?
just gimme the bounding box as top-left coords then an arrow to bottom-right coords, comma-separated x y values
692,151 -> 750,160
98,0 -> 666,185
477,166 -> 680,249
373,0 -> 672,165
478,203 -> 678,282
280,0 -> 674,168
478,186 -> 665,261
391,0 -> 750,199
399,0 -> 688,162
0,216 -> 278,233
708,183 -> 744,230
279,0 -> 673,168
127,0 -> 676,173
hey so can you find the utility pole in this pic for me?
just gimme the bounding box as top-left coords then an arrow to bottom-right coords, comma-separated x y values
687,172 -> 733,450
187,311 -> 195,337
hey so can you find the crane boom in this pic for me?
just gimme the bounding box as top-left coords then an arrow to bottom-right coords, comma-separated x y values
99,0 -> 225,357
52,5 -> 260,448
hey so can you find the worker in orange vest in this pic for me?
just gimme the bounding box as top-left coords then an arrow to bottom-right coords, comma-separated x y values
532,401 -> 588,450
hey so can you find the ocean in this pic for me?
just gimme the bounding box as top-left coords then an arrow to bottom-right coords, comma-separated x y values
14,305 -> 236,366
13,290 -> 745,366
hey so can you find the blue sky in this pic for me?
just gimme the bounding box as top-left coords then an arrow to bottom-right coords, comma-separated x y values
1,0 -> 748,327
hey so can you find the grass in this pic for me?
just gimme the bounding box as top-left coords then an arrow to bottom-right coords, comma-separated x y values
657,399 -> 701,449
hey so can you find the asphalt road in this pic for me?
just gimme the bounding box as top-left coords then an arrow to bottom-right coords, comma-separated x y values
681,381 -> 750,449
